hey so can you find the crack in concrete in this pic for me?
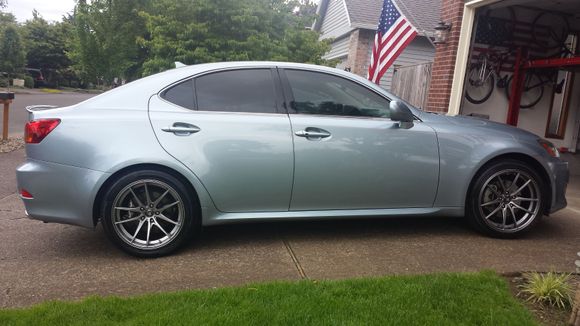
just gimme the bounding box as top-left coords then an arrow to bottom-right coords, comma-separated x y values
283,239 -> 308,280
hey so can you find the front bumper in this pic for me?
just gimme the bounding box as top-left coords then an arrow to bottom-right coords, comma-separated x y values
16,159 -> 109,228
548,159 -> 568,214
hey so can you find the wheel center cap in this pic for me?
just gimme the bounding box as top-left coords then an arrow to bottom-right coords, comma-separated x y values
146,210 -> 154,217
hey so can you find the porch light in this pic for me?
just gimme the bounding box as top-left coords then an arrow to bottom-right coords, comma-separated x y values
434,21 -> 452,44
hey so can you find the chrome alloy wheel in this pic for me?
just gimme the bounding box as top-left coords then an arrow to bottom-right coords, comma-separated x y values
111,179 -> 185,250
478,169 -> 541,233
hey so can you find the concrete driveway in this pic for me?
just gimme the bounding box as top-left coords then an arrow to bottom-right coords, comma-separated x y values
1,147 -> 579,308
0,92 -> 579,308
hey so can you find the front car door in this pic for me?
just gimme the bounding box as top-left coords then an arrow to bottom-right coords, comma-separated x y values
280,68 -> 439,210
149,68 -> 294,213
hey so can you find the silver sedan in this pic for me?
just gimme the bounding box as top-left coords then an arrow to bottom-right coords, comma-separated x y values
16,62 -> 569,257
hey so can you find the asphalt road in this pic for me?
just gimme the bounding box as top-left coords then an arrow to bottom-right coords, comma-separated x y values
0,92 -> 578,308
0,90 -> 96,136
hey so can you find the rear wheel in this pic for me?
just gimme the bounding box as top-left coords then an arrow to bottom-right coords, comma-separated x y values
101,170 -> 197,257
505,72 -> 544,109
467,160 -> 545,238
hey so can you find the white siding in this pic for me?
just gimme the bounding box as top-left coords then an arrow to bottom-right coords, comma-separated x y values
320,0 -> 352,40
323,35 -> 350,60
367,37 -> 435,90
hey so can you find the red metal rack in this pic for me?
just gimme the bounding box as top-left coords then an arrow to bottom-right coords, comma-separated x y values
506,50 -> 580,126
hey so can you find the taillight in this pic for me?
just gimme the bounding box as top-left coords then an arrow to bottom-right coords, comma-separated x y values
25,119 -> 61,144
20,189 -> 33,199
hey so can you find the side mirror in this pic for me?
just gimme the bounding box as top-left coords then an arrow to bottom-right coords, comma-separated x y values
389,100 -> 414,123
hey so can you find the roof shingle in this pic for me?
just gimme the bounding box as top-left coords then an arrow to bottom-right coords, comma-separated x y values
343,0 -> 441,34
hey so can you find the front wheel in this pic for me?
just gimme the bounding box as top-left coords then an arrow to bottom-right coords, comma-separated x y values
467,160 -> 545,238
101,170 -> 198,257
465,66 -> 495,104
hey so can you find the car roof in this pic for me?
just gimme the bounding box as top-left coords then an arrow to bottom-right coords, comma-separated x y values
78,61 -> 405,112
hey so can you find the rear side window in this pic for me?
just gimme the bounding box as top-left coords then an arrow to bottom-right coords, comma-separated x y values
195,69 -> 277,113
161,79 -> 195,109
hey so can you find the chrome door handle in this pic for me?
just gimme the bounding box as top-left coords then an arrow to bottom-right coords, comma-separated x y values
294,128 -> 331,139
162,123 -> 201,136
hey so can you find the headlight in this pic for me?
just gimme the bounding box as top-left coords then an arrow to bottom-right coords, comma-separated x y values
537,139 -> 560,158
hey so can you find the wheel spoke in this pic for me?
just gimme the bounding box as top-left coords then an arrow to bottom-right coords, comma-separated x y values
511,202 -> 535,215
515,197 -> 538,202
485,206 -> 502,219
115,214 -> 142,225
129,188 -> 144,207
157,213 -> 179,225
508,205 -> 518,227
153,219 -> 169,237
131,219 -> 145,243
497,175 -> 507,191
159,200 -> 180,212
146,219 -> 152,246
153,189 -> 170,207
511,173 -> 520,192
143,182 -> 151,205
481,199 -> 500,207
511,179 -> 531,196
501,208 -> 507,229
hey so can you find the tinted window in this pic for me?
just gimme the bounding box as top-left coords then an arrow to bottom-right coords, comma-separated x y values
161,79 -> 195,109
196,69 -> 277,113
285,70 -> 390,118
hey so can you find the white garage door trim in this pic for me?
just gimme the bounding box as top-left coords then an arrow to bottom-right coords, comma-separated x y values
447,0 -> 504,116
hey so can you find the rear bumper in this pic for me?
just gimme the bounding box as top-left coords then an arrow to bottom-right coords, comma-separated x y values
547,160 -> 568,214
16,159 -> 109,228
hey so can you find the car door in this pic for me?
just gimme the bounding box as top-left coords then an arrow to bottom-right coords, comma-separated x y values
280,68 -> 439,210
149,68 -> 294,213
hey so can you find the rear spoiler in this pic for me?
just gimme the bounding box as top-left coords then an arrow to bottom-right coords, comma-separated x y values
26,105 -> 58,121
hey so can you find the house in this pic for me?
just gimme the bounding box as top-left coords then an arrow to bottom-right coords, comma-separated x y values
313,0 -> 441,97
427,0 -> 580,153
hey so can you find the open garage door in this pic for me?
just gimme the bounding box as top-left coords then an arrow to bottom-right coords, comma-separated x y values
451,0 -> 580,153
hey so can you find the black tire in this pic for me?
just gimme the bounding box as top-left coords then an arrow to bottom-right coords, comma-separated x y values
505,72 -> 544,109
467,160 -> 545,238
101,170 -> 198,257
465,66 -> 495,104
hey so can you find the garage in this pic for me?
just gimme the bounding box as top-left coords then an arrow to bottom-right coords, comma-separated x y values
443,0 -> 580,162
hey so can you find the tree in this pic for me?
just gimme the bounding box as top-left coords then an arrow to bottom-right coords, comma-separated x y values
21,11 -> 73,86
0,25 -> 25,76
68,0 -> 150,85
139,0 -> 333,76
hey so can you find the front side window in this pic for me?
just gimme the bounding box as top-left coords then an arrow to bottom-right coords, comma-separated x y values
285,69 -> 390,118
195,69 -> 278,114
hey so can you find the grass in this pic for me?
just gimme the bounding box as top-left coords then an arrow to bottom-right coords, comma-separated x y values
0,271 -> 537,326
39,88 -> 62,94
520,271 -> 573,309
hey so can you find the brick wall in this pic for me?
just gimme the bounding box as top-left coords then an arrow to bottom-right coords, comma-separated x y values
426,0 -> 465,113
346,29 -> 374,76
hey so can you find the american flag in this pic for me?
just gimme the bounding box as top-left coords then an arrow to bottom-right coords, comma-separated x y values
368,0 -> 418,84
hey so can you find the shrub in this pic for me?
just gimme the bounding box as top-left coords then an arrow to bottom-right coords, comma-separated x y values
519,271 -> 573,309
23,75 -> 34,88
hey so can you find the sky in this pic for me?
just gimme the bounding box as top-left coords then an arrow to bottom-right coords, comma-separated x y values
4,0 -> 76,23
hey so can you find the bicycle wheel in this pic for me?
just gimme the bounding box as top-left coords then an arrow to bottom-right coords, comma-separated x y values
532,12 -> 569,49
465,66 -> 495,104
505,72 -> 544,109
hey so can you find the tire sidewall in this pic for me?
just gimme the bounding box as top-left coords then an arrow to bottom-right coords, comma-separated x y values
467,160 -> 545,238
101,170 -> 197,257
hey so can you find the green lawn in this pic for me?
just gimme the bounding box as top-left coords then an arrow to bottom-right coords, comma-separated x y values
0,271 -> 537,325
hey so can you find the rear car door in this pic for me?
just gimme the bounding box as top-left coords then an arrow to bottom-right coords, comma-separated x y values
280,68 -> 440,210
149,68 -> 294,213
